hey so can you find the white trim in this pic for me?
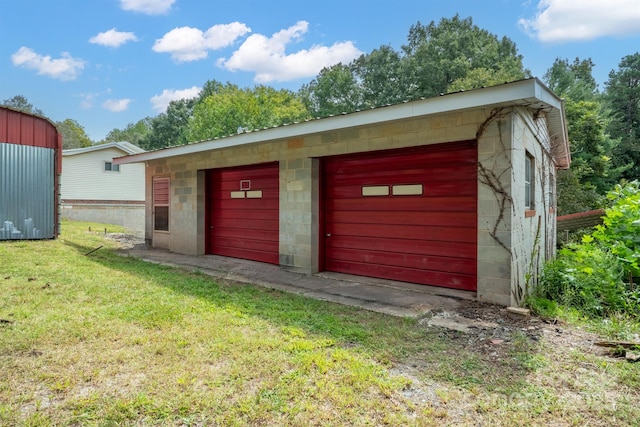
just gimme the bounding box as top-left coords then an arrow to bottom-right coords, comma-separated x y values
113,78 -> 568,168
64,141 -> 145,156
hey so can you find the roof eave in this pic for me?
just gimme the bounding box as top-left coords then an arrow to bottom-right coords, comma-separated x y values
114,78 -> 569,166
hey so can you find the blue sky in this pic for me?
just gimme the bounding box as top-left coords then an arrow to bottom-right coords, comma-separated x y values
1,0 -> 639,141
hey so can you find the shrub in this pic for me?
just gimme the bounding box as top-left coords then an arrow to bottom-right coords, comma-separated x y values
534,181 -> 640,318
591,181 -> 640,281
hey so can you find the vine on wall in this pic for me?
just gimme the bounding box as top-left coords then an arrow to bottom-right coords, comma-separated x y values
476,107 -> 556,306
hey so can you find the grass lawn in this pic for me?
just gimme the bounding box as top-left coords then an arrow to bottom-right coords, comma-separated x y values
1,220 -> 638,426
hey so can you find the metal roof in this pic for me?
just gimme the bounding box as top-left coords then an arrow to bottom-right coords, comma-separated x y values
63,141 -> 145,156
557,209 -> 605,231
113,78 -> 570,168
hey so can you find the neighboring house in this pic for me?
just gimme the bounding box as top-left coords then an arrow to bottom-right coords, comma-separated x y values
115,78 -> 571,307
0,106 -> 61,240
61,141 -> 145,237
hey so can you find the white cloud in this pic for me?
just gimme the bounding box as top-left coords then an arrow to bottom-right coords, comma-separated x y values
150,86 -> 201,113
103,98 -> 132,112
153,22 -> 251,62
89,28 -> 138,48
120,0 -> 175,15
79,93 -> 98,109
519,0 -> 640,42
218,21 -> 362,83
11,47 -> 85,81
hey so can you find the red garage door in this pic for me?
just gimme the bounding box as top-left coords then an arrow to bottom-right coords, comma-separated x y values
323,141 -> 477,291
206,162 -> 279,264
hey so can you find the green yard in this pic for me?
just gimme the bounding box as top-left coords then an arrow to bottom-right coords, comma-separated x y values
1,220 -> 638,426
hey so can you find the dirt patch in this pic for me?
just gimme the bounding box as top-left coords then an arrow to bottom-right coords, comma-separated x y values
106,233 -> 145,250
423,300 -> 607,359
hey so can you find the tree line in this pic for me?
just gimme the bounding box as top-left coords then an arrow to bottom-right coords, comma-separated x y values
2,15 -> 638,215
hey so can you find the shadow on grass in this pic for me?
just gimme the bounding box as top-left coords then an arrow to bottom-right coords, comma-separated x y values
66,239 -> 543,396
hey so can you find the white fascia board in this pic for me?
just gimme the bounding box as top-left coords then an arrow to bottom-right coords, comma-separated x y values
114,78 -> 564,165
64,141 -> 145,157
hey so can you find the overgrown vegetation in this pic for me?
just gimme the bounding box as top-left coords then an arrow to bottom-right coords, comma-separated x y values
531,181 -> 640,320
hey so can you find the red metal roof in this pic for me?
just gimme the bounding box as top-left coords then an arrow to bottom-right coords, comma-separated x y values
557,209 -> 605,231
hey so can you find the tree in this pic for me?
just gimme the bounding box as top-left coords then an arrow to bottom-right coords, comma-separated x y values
299,64 -> 362,118
402,15 -> 527,97
604,53 -> 640,181
139,98 -> 195,150
543,58 -> 621,214
544,57 -> 598,101
187,83 -> 309,142
1,95 -> 44,116
56,119 -> 93,149
352,45 -> 409,108
300,15 -> 528,117
102,118 -> 152,146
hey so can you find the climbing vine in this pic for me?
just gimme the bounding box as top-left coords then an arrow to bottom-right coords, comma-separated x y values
476,106 -> 556,306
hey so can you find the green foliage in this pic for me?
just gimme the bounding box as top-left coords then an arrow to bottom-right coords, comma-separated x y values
56,118 -> 93,148
139,98 -> 195,150
402,15 -> 527,97
536,182 -> 640,318
544,57 -> 598,101
102,118 -> 151,146
1,95 -> 44,116
592,181 -> 640,278
604,52 -> 640,181
537,243 -> 629,317
300,15 -> 527,117
299,64 -> 363,117
544,57 -> 624,214
187,82 -> 309,141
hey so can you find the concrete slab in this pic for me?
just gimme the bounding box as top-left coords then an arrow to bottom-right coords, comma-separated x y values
121,245 -> 475,318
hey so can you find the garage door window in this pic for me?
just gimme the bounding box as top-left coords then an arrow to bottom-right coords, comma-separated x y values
153,176 -> 169,232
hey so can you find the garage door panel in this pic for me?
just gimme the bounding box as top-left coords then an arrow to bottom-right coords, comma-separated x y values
332,211 -> 476,227
211,246 -> 278,265
329,223 -> 476,243
328,248 -> 475,274
327,179 -> 477,198
326,236 -> 476,259
326,168 -> 476,187
325,259 -> 476,290
206,162 -> 279,264
327,196 -> 477,212
324,141 -> 477,291
212,236 -> 279,252
215,208 -> 280,220
213,217 -> 279,230
212,227 -> 278,241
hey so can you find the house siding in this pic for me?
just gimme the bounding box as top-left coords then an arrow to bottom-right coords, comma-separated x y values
61,146 -> 145,236
61,147 -> 145,200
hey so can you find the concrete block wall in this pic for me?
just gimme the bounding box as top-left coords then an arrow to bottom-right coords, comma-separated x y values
476,111 -> 514,306
142,107 -> 553,305
509,109 -> 557,306
61,203 -> 145,237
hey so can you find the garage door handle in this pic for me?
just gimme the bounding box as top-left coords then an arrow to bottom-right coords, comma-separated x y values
326,233 -> 331,237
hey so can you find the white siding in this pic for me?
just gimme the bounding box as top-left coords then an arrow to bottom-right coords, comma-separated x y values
61,147 -> 145,201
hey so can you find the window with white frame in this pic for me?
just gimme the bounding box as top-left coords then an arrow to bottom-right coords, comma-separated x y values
104,161 -> 120,172
525,152 -> 534,210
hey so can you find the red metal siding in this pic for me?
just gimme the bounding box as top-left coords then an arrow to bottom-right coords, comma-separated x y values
0,107 -> 60,151
206,162 -> 279,264
0,106 -> 62,238
323,141 -> 477,291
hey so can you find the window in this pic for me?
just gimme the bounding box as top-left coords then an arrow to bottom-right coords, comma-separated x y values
153,176 -> 170,232
524,153 -> 534,210
104,161 -> 120,172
